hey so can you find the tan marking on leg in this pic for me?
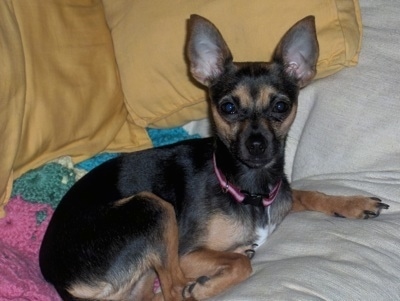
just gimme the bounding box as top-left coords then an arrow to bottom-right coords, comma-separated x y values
292,189 -> 386,219
180,249 -> 252,300
67,252 -> 160,300
140,192 -> 191,301
113,196 -> 135,207
67,281 -> 114,300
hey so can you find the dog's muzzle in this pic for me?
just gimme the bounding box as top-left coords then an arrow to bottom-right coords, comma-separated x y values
245,134 -> 267,156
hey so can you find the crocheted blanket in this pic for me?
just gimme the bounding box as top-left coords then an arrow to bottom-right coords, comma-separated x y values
0,127 -> 200,300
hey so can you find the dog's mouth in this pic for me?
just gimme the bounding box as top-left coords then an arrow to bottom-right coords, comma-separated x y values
238,155 -> 274,169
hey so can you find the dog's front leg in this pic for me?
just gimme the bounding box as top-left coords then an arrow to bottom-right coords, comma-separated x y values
179,248 -> 252,300
292,189 -> 389,219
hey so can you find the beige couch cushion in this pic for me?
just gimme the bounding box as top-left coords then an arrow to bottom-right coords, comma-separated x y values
0,0 -> 149,216
103,0 -> 362,128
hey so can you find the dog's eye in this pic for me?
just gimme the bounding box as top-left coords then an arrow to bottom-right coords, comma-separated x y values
273,101 -> 290,113
220,102 -> 237,114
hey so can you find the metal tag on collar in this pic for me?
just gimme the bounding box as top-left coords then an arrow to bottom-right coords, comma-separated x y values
241,191 -> 269,207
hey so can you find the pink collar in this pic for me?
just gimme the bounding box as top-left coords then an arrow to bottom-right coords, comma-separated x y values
213,154 -> 281,207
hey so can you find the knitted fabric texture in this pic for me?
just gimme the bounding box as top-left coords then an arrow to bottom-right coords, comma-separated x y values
2,126 -> 200,300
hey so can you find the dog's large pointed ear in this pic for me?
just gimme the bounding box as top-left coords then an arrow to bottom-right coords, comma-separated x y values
273,16 -> 319,88
187,15 -> 233,86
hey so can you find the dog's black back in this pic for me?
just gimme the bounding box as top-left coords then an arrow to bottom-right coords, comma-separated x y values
40,135 -> 291,275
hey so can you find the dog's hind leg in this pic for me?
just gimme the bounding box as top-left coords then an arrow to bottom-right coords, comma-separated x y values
136,193 -> 192,301
292,189 -> 389,219
179,249 -> 252,300
66,192 -> 191,301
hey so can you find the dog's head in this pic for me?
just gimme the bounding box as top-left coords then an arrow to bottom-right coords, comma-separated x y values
187,15 -> 319,168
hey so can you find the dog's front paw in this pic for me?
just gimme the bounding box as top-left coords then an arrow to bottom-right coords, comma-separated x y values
333,196 -> 389,219
182,276 -> 210,300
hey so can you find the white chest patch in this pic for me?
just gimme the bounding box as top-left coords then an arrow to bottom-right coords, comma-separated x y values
254,224 -> 276,249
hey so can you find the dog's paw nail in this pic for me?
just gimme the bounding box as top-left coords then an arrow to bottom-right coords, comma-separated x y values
378,202 -> 390,210
363,210 -> 378,219
245,249 -> 256,259
182,282 -> 197,298
334,212 -> 346,218
370,197 -> 389,209
182,276 -> 210,298
196,276 -> 210,285
188,283 -> 196,294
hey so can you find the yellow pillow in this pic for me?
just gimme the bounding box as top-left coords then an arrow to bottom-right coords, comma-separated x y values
0,0 -> 151,216
103,0 -> 362,128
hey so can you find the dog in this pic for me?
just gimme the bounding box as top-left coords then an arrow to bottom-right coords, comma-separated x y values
39,15 -> 389,301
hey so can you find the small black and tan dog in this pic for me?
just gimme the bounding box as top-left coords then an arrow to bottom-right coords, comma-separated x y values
40,15 -> 388,301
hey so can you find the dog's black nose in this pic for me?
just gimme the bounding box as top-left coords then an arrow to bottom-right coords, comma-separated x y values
245,135 -> 266,155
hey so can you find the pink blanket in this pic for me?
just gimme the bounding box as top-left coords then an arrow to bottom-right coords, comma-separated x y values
0,196 -> 61,300
0,129 -> 194,300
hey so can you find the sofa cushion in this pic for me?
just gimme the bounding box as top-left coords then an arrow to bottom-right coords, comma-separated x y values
103,0 -> 362,128
0,0 -> 137,216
